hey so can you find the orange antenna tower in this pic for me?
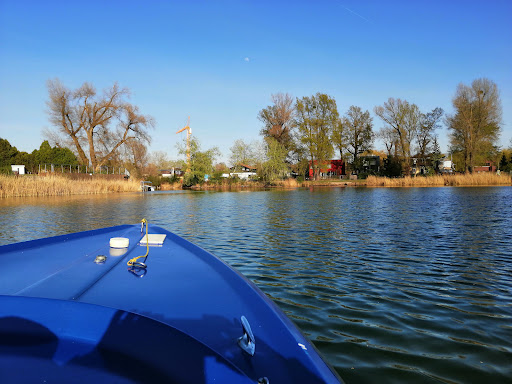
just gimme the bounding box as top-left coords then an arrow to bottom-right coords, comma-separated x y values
176,116 -> 192,173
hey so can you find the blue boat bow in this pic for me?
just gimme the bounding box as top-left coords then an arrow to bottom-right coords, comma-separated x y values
0,224 -> 343,383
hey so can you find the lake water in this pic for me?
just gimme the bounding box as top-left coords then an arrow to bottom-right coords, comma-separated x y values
1,187 -> 511,383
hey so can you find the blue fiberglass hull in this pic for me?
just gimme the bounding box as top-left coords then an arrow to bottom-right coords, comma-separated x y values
0,224 -> 342,383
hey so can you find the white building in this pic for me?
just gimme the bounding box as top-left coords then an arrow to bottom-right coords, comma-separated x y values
224,164 -> 258,180
222,172 -> 257,180
11,165 -> 25,175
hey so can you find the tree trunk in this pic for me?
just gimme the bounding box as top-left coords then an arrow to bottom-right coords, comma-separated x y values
71,134 -> 89,165
87,130 -> 98,170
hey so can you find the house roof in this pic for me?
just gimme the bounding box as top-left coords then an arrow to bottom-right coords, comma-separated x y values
231,163 -> 257,171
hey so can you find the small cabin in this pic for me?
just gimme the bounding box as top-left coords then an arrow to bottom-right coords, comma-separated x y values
230,164 -> 257,173
11,165 -> 26,175
228,164 -> 258,180
438,158 -> 454,173
160,168 -> 184,178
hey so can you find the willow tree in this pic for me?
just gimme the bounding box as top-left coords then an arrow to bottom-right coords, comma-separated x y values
45,78 -> 154,170
260,138 -> 289,183
446,78 -> 502,173
295,93 -> 339,180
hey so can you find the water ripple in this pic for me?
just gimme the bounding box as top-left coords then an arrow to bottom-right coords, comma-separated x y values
1,187 -> 512,383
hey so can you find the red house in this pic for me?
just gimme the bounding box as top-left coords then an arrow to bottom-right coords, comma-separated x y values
308,159 -> 345,179
473,161 -> 497,173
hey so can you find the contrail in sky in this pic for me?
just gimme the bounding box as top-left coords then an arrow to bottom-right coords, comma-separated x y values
339,3 -> 372,23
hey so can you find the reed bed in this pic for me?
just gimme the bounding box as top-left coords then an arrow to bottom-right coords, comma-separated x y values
366,173 -> 512,187
274,178 -> 299,188
0,174 -> 141,198
186,178 -> 300,190
160,182 -> 182,190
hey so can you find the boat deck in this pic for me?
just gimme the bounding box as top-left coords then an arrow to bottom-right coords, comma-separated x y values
0,224 -> 341,383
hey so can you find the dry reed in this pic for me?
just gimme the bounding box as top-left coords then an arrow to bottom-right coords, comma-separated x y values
274,178 -> 299,188
0,174 -> 141,198
160,182 -> 182,190
366,173 -> 512,187
186,178 -> 300,190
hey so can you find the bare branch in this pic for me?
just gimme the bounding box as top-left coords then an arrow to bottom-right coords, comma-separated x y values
44,79 -> 154,170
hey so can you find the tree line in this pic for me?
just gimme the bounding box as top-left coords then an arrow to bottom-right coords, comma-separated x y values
3,77 -> 506,181
254,77 -> 504,179
0,138 -> 77,174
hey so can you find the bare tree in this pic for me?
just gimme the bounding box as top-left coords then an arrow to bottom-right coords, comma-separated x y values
374,98 -> 420,174
258,93 -> 295,152
377,126 -> 398,157
417,107 -> 443,159
229,139 -> 257,171
123,138 -> 149,177
150,151 -> 170,169
45,78 -> 154,170
341,106 -> 374,171
446,78 -> 502,173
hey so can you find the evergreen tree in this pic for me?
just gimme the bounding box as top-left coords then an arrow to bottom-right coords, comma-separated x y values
32,141 -> 78,165
499,153 -> 508,170
382,156 -> 402,177
0,138 -> 18,167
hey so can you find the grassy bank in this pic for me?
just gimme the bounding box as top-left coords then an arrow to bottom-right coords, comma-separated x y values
3,173 -> 508,198
366,173 -> 512,187
0,174 -> 141,197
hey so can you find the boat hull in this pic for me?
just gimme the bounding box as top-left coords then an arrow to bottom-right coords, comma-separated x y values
0,224 -> 342,383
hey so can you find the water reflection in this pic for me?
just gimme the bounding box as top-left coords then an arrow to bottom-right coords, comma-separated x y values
1,187 -> 512,383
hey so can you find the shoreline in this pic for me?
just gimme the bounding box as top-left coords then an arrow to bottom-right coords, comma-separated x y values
1,173 -> 510,198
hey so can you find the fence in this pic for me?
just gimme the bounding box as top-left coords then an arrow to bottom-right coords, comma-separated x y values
37,164 -> 129,176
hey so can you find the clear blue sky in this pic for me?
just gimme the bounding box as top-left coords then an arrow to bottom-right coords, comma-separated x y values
1,0 -> 511,164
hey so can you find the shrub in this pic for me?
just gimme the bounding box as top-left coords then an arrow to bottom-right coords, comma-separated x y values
0,165 -> 12,175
